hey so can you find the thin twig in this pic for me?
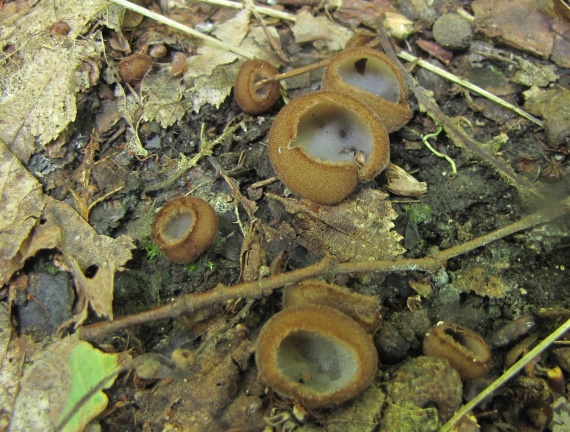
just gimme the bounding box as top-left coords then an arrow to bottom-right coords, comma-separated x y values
78,195 -> 570,342
107,0 -> 254,58
196,0 -> 297,22
396,50 -> 543,127
375,15 -> 544,197
440,316 -> 570,432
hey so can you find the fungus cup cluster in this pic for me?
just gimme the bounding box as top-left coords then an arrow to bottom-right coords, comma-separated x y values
234,46 -> 412,205
255,280 -> 380,408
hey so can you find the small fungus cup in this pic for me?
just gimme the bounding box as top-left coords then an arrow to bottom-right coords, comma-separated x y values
151,196 -> 218,264
322,47 -> 412,133
255,305 -> 378,408
268,90 -> 390,205
423,322 -> 492,381
234,59 -> 281,114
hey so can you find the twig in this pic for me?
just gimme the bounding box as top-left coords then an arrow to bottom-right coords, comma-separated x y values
396,50 -> 543,127
243,0 -> 289,63
106,0 -> 254,58
440,316 -> 570,432
375,15 -> 544,197
196,0 -> 297,22
78,195 -> 570,342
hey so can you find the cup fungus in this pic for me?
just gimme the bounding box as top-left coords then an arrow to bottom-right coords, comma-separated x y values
321,47 -> 412,133
268,90 -> 390,205
151,196 -> 218,264
282,280 -> 381,334
423,322 -> 492,381
234,59 -> 281,115
255,305 -> 378,408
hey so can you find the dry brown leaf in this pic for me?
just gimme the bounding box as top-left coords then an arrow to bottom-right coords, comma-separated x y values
473,0 -> 554,60
524,86 -> 570,146
0,140 -> 45,285
138,326 -> 258,431
0,0 -> 122,162
19,196 -> 134,321
292,10 -> 353,51
269,189 -> 405,262
141,68 -> 185,128
185,10 -> 251,79
0,305 -> 24,430
455,265 -> 513,298
334,0 -> 398,29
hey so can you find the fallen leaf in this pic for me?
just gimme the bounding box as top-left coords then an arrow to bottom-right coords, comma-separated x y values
473,0 -> 554,60
0,0 -> 122,162
19,196 -> 135,320
0,305 -> 25,430
269,188 -> 405,262
9,336 -> 121,432
292,10 -> 353,51
141,68 -> 185,128
0,140 -> 45,285
524,86 -> 570,146
185,10 -> 251,79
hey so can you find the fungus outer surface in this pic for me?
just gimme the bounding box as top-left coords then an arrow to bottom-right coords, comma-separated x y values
282,280 -> 381,333
234,59 -> 280,115
255,305 -> 378,408
151,196 -> 218,264
423,322 -> 492,381
268,90 -> 389,205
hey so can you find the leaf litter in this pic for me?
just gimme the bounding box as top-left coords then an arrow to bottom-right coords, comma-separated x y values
0,0 -> 570,430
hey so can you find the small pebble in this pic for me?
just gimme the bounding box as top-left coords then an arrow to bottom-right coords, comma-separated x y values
433,13 -> 473,50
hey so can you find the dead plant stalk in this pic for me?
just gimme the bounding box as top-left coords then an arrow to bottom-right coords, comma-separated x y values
78,195 -> 570,342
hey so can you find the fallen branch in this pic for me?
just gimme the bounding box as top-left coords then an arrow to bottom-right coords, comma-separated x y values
78,195 -> 570,342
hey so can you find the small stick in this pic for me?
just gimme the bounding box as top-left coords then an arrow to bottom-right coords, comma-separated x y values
196,0 -> 297,22
254,58 -> 332,89
396,50 -> 543,127
78,195 -> 570,342
107,0 -> 255,59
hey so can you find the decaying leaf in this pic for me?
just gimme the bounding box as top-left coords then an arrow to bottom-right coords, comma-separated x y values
9,336 -> 122,432
141,68 -> 185,128
524,86 -> 570,146
137,325 -> 259,431
185,10 -> 251,79
0,140 -> 45,285
269,189 -> 405,262
184,19 -> 283,113
292,10 -> 353,51
473,0 -> 553,59
454,264 -> 513,298
384,163 -> 428,197
0,305 -> 25,430
0,0 -> 122,162
19,196 -> 135,321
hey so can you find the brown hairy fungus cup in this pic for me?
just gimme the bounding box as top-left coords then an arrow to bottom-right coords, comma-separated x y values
151,196 -> 218,264
234,59 -> 281,114
423,322 -> 492,380
268,90 -> 390,205
255,305 -> 378,408
322,47 -> 412,132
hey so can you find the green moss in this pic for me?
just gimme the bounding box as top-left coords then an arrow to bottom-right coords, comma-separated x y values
37,263 -> 61,275
403,203 -> 432,224
141,237 -> 160,260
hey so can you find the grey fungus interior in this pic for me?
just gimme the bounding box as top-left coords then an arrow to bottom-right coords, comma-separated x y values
336,55 -> 400,103
255,305 -> 378,408
290,102 -> 375,164
268,90 -> 389,205
322,46 -> 412,133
